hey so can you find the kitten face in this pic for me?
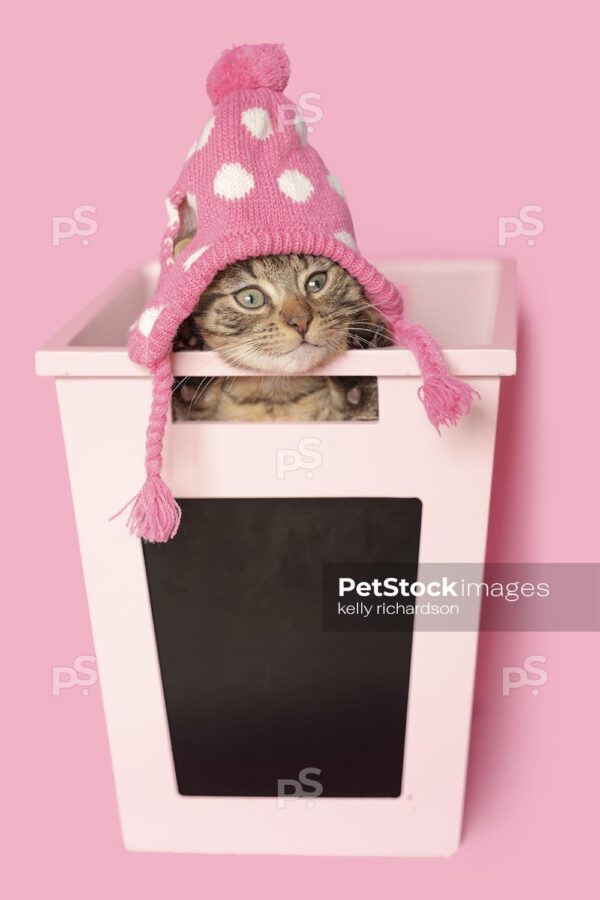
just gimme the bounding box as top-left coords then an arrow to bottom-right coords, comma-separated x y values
188,254 -> 390,374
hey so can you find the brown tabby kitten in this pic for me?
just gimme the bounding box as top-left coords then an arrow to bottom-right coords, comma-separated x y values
172,253 -> 391,421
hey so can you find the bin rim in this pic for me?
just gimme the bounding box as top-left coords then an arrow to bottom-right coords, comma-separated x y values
35,258 -> 517,378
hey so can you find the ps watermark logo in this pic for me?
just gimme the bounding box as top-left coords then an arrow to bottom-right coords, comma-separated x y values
502,655 -> 548,696
276,437 -> 322,479
498,204 -> 543,247
52,205 -> 98,246
52,655 -> 97,697
277,767 -> 323,808
277,92 -> 323,134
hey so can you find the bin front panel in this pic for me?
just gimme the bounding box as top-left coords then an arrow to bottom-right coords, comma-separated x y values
143,496 -> 421,798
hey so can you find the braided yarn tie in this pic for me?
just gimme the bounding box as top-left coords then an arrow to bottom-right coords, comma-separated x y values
111,356 -> 181,542
393,318 -> 479,432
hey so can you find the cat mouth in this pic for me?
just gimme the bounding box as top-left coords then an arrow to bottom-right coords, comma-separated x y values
282,340 -> 323,355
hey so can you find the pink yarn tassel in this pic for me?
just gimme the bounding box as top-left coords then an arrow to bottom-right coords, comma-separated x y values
393,318 -> 478,432
418,373 -> 476,432
111,356 -> 181,542
124,474 -> 181,542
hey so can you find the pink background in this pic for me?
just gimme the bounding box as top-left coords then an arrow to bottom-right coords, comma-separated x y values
5,0 -> 599,896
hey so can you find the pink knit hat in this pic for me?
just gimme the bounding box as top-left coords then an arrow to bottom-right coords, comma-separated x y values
121,43 -> 476,542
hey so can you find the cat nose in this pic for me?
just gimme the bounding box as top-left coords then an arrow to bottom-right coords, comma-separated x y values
287,311 -> 312,336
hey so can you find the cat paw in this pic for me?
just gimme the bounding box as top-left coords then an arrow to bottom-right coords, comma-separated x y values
346,385 -> 362,406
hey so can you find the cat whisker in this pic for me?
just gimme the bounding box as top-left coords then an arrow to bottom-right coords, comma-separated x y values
171,375 -> 190,394
184,374 -> 222,414
347,335 -> 372,348
221,343 -> 262,366
183,375 -> 210,414
324,303 -> 381,319
347,324 -> 382,334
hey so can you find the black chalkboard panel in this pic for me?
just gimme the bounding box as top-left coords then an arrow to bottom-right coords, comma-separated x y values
143,497 -> 421,797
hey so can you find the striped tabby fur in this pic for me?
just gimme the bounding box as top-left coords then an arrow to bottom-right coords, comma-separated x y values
173,254 -> 390,421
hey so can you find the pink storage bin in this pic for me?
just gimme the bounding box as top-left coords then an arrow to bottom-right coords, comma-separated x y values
36,258 -> 516,856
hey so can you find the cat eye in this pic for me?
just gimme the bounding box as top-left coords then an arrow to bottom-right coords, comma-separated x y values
234,287 -> 266,309
305,271 -> 328,293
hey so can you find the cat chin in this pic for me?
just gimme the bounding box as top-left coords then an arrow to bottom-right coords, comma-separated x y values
226,343 -> 335,375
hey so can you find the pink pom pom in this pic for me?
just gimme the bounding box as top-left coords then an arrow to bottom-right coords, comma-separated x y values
115,475 -> 181,543
206,43 -> 290,104
418,374 -> 479,433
